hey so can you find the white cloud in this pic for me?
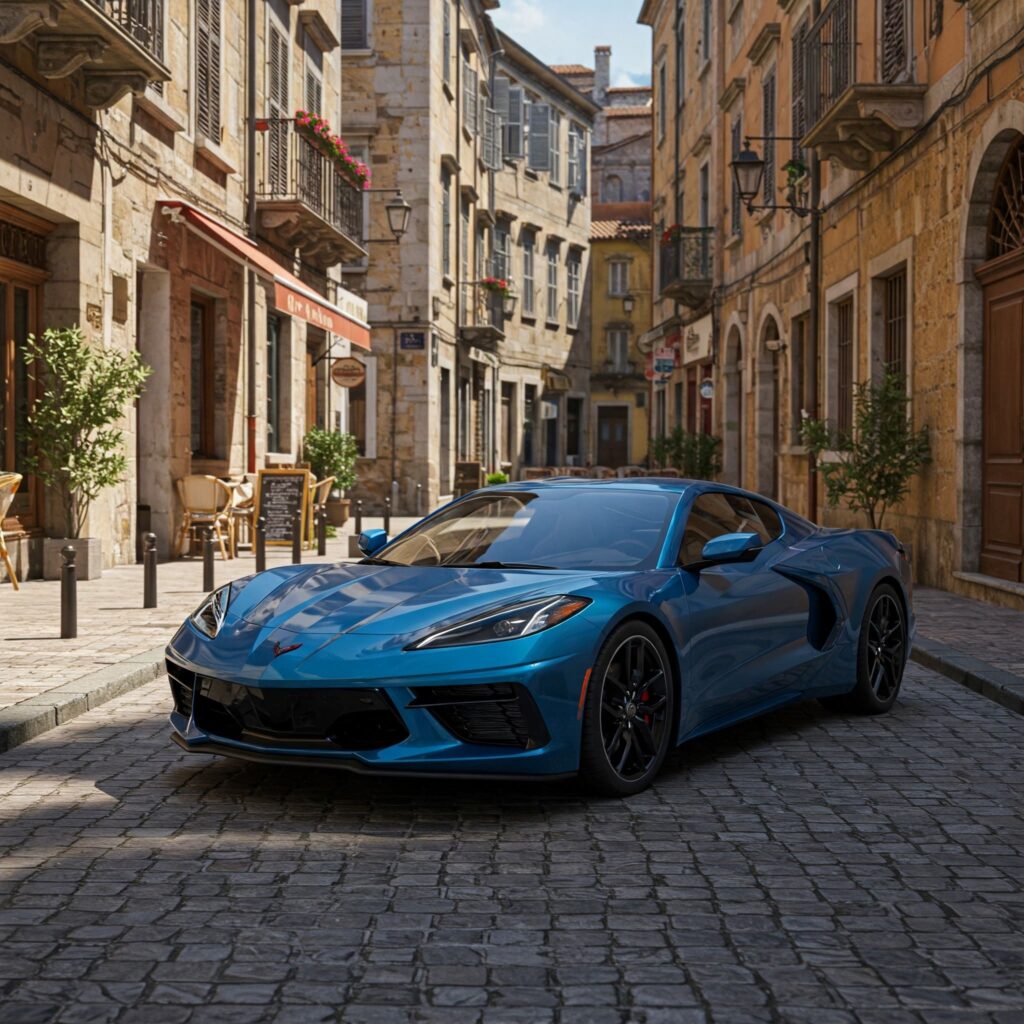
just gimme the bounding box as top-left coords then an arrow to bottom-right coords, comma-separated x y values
499,0 -> 546,34
613,69 -> 650,88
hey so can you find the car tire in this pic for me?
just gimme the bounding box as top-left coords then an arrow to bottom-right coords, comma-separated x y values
821,582 -> 907,715
579,621 -> 676,797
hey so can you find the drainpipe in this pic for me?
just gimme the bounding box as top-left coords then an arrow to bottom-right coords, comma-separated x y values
245,0 -> 258,474
806,0 -> 822,523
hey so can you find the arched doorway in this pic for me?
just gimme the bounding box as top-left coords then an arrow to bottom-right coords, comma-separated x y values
755,316 -> 782,499
723,326 -> 744,486
977,135 -> 1024,582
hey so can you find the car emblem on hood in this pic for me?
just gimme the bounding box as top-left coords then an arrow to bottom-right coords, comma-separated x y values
272,641 -> 303,658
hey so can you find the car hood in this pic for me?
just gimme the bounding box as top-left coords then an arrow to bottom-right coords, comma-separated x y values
232,562 -> 606,637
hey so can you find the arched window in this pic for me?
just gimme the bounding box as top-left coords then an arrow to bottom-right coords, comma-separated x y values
988,136 -> 1024,259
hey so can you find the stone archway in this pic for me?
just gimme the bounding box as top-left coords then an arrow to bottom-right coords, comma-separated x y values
755,311 -> 783,499
723,324 -> 744,486
958,106 -> 1024,577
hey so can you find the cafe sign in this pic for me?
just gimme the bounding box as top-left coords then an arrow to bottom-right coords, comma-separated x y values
330,357 -> 366,388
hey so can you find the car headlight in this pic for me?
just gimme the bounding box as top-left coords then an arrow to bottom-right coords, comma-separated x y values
410,595 -> 591,650
191,584 -> 232,639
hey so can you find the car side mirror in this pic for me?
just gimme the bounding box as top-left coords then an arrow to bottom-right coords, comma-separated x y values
358,529 -> 389,557
686,531 -> 762,572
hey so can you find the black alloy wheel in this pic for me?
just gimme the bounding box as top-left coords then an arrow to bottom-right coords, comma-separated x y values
822,582 -> 907,715
580,621 -> 675,796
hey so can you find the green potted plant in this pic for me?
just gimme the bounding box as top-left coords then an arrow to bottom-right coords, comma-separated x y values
801,373 -> 930,533
650,428 -> 722,480
302,427 -> 359,527
485,471 -> 509,486
22,326 -> 151,580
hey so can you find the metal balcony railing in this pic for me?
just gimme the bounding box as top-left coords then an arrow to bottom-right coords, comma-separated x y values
659,227 -> 713,307
806,0 -> 856,130
90,0 -> 163,56
258,119 -> 364,246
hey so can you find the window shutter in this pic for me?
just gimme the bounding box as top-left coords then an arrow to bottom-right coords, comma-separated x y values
792,19 -> 807,157
528,102 -> 550,171
305,69 -> 322,114
579,130 -> 588,195
762,71 -> 776,201
483,108 -> 496,169
195,0 -> 221,140
567,128 -> 578,190
881,0 -> 908,83
268,25 -> 289,194
442,0 -> 452,83
505,85 -> 524,159
341,0 -> 367,50
463,63 -> 478,135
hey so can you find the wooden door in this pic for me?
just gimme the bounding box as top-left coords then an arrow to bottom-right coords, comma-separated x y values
979,253 -> 1024,582
597,406 -> 629,469
305,346 -> 317,434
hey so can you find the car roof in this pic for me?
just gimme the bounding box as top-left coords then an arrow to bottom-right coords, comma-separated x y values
487,477 -> 712,494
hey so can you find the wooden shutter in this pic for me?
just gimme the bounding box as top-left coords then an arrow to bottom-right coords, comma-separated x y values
881,0 -> 907,83
791,18 -> 808,156
268,24 -> 289,194
442,0 -> 452,83
578,130 -> 587,195
463,63 -> 478,135
505,86 -> 523,159
762,71 -> 776,202
567,127 -> 578,191
483,107 -> 496,169
305,69 -> 322,114
341,0 -> 367,49
195,0 -> 221,140
528,102 -> 550,171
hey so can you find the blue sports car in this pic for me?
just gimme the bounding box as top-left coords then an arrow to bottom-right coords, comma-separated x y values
166,479 -> 913,796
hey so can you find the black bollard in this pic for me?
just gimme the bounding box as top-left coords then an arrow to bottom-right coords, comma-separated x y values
143,532 -> 157,609
202,527 -> 215,592
384,495 -> 391,536
354,499 -> 363,536
60,545 -> 77,640
255,516 -> 266,573
292,510 -> 302,565
317,508 -> 327,557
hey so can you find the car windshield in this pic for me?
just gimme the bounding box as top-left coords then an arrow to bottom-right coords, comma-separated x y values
380,488 -> 677,570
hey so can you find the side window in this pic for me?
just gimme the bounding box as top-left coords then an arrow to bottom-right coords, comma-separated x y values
679,492 -> 743,565
725,495 -> 783,544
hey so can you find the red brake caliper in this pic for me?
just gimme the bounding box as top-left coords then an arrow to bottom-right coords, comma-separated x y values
641,689 -> 651,725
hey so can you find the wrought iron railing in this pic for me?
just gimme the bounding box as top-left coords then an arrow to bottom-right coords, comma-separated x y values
91,0 -> 164,56
659,227 -> 713,298
462,282 -> 506,331
258,119 -> 364,244
806,0 -> 856,129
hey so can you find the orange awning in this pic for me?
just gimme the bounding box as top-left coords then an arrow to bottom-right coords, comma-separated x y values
157,199 -> 371,350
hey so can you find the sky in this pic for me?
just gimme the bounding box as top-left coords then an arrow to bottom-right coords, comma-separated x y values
490,0 -> 651,87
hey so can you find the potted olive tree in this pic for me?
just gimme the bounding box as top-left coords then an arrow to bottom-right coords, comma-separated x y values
302,427 -> 359,527
801,373 -> 930,533
23,326 -> 151,580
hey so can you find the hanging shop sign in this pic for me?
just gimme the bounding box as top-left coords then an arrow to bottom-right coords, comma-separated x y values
331,357 -> 367,388
683,314 -> 713,366
654,347 -> 676,375
700,378 -> 715,400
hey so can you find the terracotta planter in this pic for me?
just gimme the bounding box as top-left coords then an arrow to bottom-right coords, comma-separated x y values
43,537 -> 102,581
326,497 -> 350,528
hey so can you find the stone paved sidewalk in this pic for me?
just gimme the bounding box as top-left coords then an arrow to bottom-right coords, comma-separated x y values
0,516 -> 420,750
911,587 -> 1024,716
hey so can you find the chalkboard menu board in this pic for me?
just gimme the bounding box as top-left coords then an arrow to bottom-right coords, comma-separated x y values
254,469 -> 311,546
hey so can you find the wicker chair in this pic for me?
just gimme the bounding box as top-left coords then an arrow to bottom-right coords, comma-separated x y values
618,465 -> 646,478
307,476 -> 336,547
175,475 -> 232,560
0,472 -> 22,590
521,467 -> 555,480
589,466 -> 616,479
228,479 -> 255,558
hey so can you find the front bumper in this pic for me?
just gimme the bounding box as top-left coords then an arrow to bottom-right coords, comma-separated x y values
165,641 -> 591,777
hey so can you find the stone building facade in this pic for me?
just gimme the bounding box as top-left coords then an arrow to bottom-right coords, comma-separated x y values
640,0 -> 1024,609
0,0 -> 370,576
342,1 -> 597,510
589,202 -> 652,469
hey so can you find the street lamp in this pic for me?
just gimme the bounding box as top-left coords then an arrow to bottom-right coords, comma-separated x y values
384,191 -> 412,240
731,142 -> 765,207
623,292 -> 636,316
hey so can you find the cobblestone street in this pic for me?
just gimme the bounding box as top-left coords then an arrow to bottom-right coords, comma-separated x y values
1,663 -> 1022,1024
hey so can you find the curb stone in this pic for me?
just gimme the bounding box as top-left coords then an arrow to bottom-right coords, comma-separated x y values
0,644 -> 167,753
911,637 -> 1024,716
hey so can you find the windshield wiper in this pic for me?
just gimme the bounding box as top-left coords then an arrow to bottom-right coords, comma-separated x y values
452,560 -> 556,570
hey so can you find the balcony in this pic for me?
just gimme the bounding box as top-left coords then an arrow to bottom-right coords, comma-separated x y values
0,0 -> 170,107
802,0 -> 925,171
256,119 -> 366,268
659,227 -> 713,309
593,359 -> 644,386
459,283 -> 507,346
